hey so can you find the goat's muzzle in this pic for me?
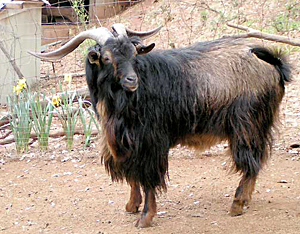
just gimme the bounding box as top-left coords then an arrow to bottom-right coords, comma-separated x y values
120,75 -> 139,92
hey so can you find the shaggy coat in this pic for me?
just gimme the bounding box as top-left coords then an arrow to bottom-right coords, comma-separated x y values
85,37 -> 291,192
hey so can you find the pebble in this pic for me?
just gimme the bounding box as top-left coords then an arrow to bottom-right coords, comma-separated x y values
157,211 -> 167,215
191,213 -> 204,218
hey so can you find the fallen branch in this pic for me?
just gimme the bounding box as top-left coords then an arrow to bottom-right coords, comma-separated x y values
0,130 -> 12,140
0,123 -> 10,131
41,72 -> 85,80
0,119 -> 10,128
0,128 -> 99,145
227,23 -> 300,46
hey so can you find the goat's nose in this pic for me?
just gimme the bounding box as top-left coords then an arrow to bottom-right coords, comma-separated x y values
125,76 -> 137,83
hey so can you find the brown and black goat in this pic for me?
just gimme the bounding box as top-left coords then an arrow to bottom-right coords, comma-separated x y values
29,24 -> 291,228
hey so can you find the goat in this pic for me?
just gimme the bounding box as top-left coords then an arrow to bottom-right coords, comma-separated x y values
29,24 -> 291,228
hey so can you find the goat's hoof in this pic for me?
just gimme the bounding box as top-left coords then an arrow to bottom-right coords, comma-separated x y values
135,216 -> 152,228
126,202 -> 140,213
229,201 -> 244,216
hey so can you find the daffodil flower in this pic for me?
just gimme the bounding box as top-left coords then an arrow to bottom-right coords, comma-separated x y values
17,78 -> 27,90
13,78 -> 27,95
52,96 -> 61,106
13,84 -> 23,95
64,74 -> 72,83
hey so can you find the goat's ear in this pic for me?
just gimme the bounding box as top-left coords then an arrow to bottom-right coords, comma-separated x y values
136,43 -> 155,55
87,50 -> 101,65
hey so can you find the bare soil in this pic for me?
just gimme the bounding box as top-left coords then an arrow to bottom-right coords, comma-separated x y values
1,0 -> 300,233
0,144 -> 300,234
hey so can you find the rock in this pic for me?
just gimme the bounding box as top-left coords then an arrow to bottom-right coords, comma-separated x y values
191,213 -> 204,218
157,211 -> 167,215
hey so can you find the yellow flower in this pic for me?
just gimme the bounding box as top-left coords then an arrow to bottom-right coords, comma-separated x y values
17,78 -> 27,90
52,96 -> 61,106
13,84 -> 23,95
13,78 -> 27,95
64,74 -> 72,83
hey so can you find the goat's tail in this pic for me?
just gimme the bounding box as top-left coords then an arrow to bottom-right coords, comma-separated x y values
251,47 -> 292,86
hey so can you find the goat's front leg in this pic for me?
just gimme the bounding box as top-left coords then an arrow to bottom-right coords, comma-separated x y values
126,181 -> 142,213
135,188 -> 157,228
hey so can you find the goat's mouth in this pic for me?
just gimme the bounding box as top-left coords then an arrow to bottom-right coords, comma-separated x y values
121,84 -> 138,92
120,77 -> 139,92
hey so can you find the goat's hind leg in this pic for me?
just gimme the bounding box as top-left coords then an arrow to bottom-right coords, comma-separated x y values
229,140 -> 265,216
126,181 -> 142,213
230,174 -> 257,216
135,188 -> 157,228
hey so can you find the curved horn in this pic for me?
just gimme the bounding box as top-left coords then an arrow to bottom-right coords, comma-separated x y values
28,27 -> 113,61
112,23 -> 162,40
111,23 -> 128,38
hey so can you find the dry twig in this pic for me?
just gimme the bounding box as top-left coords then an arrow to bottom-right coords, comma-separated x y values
0,41 -> 24,79
227,23 -> 300,46
0,130 -> 12,140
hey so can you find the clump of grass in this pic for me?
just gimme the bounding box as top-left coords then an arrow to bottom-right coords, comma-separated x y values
78,96 -> 100,149
30,93 -> 54,151
52,81 -> 79,151
7,78 -> 32,153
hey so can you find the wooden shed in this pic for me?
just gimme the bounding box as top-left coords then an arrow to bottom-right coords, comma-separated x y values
0,0 -> 43,104
42,0 -> 135,45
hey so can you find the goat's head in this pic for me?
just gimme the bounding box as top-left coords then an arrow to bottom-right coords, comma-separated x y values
28,24 -> 162,92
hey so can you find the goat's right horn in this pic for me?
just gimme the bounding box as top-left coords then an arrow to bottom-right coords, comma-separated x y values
28,27 -> 113,61
112,23 -> 162,40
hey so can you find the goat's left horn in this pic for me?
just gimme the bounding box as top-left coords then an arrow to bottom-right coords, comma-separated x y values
112,23 -> 162,40
28,27 -> 113,61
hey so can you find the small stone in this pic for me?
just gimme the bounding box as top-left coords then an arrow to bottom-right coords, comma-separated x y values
61,156 -> 71,162
157,211 -> 167,215
191,213 -> 204,218
63,172 -> 72,176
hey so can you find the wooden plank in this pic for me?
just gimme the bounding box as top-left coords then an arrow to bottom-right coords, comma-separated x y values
3,3 -> 24,9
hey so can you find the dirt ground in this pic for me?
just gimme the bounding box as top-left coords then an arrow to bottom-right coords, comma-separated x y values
1,0 -> 300,233
0,143 -> 300,234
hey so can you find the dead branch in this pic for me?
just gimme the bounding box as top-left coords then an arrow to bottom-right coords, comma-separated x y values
227,23 -> 300,46
0,119 -> 10,128
0,130 -> 12,140
0,123 -> 10,131
41,72 -> 85,80
0,129 -> 99,145
0,41 -> 24,79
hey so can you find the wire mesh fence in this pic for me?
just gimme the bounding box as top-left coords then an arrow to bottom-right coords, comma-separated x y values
0,0 -> 300,154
